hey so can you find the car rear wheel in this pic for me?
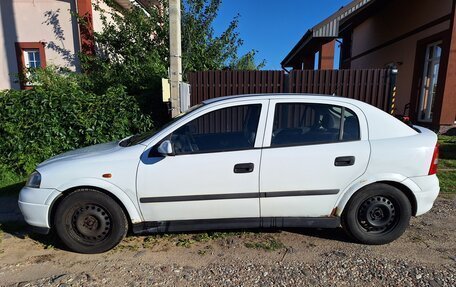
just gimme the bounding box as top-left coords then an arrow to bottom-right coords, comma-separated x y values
342,183 -> 411,245
54,189 -> 128,253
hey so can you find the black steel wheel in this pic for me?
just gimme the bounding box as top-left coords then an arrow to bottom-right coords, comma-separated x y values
342,183 -> 411,245
54,189 -> 128,253
71,203 -> 112,243
357,195 -> 399,233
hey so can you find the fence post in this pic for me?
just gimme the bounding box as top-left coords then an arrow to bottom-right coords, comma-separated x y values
388,69 -> 398,115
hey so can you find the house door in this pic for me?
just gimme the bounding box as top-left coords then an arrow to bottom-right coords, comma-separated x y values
417,41 -> 442,123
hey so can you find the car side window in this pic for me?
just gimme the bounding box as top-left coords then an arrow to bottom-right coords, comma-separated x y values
271,103 -> 360,147
341,108 -> 360,141
170,104 -> 262,155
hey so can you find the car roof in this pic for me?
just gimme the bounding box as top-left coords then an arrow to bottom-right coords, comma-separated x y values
202,93 -> 363,105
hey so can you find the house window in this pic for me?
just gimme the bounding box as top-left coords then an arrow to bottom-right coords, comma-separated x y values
418,41 -> 442,122
23,49 -> 42,68
15,42 -> 46,89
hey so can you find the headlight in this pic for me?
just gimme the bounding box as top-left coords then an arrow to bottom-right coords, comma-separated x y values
26,171 -> 41,188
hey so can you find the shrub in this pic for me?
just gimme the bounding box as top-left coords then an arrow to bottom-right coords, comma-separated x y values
0,68 -> 154,175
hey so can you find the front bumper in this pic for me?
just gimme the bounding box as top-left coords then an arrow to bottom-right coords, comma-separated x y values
18,186 -> 61,231
409,174 -> 440,216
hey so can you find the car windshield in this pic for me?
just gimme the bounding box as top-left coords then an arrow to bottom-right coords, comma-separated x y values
119,104 -> 204,147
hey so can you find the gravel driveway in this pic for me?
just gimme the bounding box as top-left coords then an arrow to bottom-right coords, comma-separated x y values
0,195 -> 455,286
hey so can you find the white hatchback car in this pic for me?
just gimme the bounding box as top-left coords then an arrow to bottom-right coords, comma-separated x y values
19,94 -> 440,253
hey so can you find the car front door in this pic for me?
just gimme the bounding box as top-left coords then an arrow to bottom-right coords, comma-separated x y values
259,99 -> 370,218
137,100 -> 268,222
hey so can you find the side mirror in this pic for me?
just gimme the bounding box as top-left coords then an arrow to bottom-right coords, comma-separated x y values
157,140 -> 174,156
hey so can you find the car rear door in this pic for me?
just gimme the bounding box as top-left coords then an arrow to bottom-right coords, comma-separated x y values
137,99 -> 269,222
259,98 -> 370,217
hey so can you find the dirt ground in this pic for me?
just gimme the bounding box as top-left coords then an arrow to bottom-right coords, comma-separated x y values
0,194 -> 455,287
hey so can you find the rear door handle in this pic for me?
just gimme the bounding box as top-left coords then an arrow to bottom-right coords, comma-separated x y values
234,163 -> 254,173
335,156 -> 355,166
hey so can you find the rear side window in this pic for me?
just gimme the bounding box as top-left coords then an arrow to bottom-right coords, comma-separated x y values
271,103 -> 360,147
341,108 -> 360,141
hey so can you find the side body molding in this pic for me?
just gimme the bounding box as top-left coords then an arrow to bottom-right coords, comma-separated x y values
56,178 -> 143,224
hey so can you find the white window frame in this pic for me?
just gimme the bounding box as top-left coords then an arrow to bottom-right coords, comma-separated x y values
418,41 -> 442,122
23,49 -> 41,69
22,49 -> 42,86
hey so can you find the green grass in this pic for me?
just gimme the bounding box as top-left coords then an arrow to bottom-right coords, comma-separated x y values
438,170 -> 456,193
438,135 -> 456,193
0,165 -> 25,197
244,236 -> 285,251
440,159 -> 456,169
439,135 -> 456,159
192,231 -> 246,242
174,232 -> 248,248
109,232 -> 251,252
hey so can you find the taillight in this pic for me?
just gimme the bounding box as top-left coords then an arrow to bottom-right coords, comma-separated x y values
428,144 -> 439,175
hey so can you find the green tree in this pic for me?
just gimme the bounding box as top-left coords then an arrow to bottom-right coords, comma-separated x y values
229,50 -> 265,70
82,0 -> 168,95
180,0 -> 265,72
84,0 -> 265,92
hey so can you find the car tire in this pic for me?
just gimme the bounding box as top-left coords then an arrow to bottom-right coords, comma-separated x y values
342,183 -> 411,245
54,189 -> 128,253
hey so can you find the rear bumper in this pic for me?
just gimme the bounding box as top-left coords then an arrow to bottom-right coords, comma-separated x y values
18,187 -> 61,230
408,174 -> 440,216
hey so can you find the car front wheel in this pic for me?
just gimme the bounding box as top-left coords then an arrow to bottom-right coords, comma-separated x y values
342,183 -> 412,245
54,189 -> 128,253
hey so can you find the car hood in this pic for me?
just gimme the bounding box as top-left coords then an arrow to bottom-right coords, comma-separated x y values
38,141 -> 121,168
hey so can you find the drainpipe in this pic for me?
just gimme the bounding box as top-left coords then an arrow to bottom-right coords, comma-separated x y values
75,0 -> 95,56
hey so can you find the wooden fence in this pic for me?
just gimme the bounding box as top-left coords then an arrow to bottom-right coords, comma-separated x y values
187,70 -> 285,106
288,69 -> 394,112
187,69 -> 395,112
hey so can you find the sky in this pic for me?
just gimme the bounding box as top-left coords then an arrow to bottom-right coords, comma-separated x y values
212,0 -> 352,70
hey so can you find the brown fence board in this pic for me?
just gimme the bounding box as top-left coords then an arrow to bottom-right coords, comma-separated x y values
360,70 -> 367,102
354,70 -> 361,100
308,70 -> 314,93
343,70 -> 349,97
242,71 -> 248,94
366,70 -> 373,105
378,70 -> 386,110
372,69 -> 380,107
383,70 -> 392,111
255,70 -> 260,93
232,71 -> 237,95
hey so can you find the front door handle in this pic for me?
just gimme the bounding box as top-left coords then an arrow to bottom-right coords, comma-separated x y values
234,163 -> 254,173
335,156 -> 355,166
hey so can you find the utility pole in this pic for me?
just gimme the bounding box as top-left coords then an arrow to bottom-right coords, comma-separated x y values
169,0 -> 182,117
